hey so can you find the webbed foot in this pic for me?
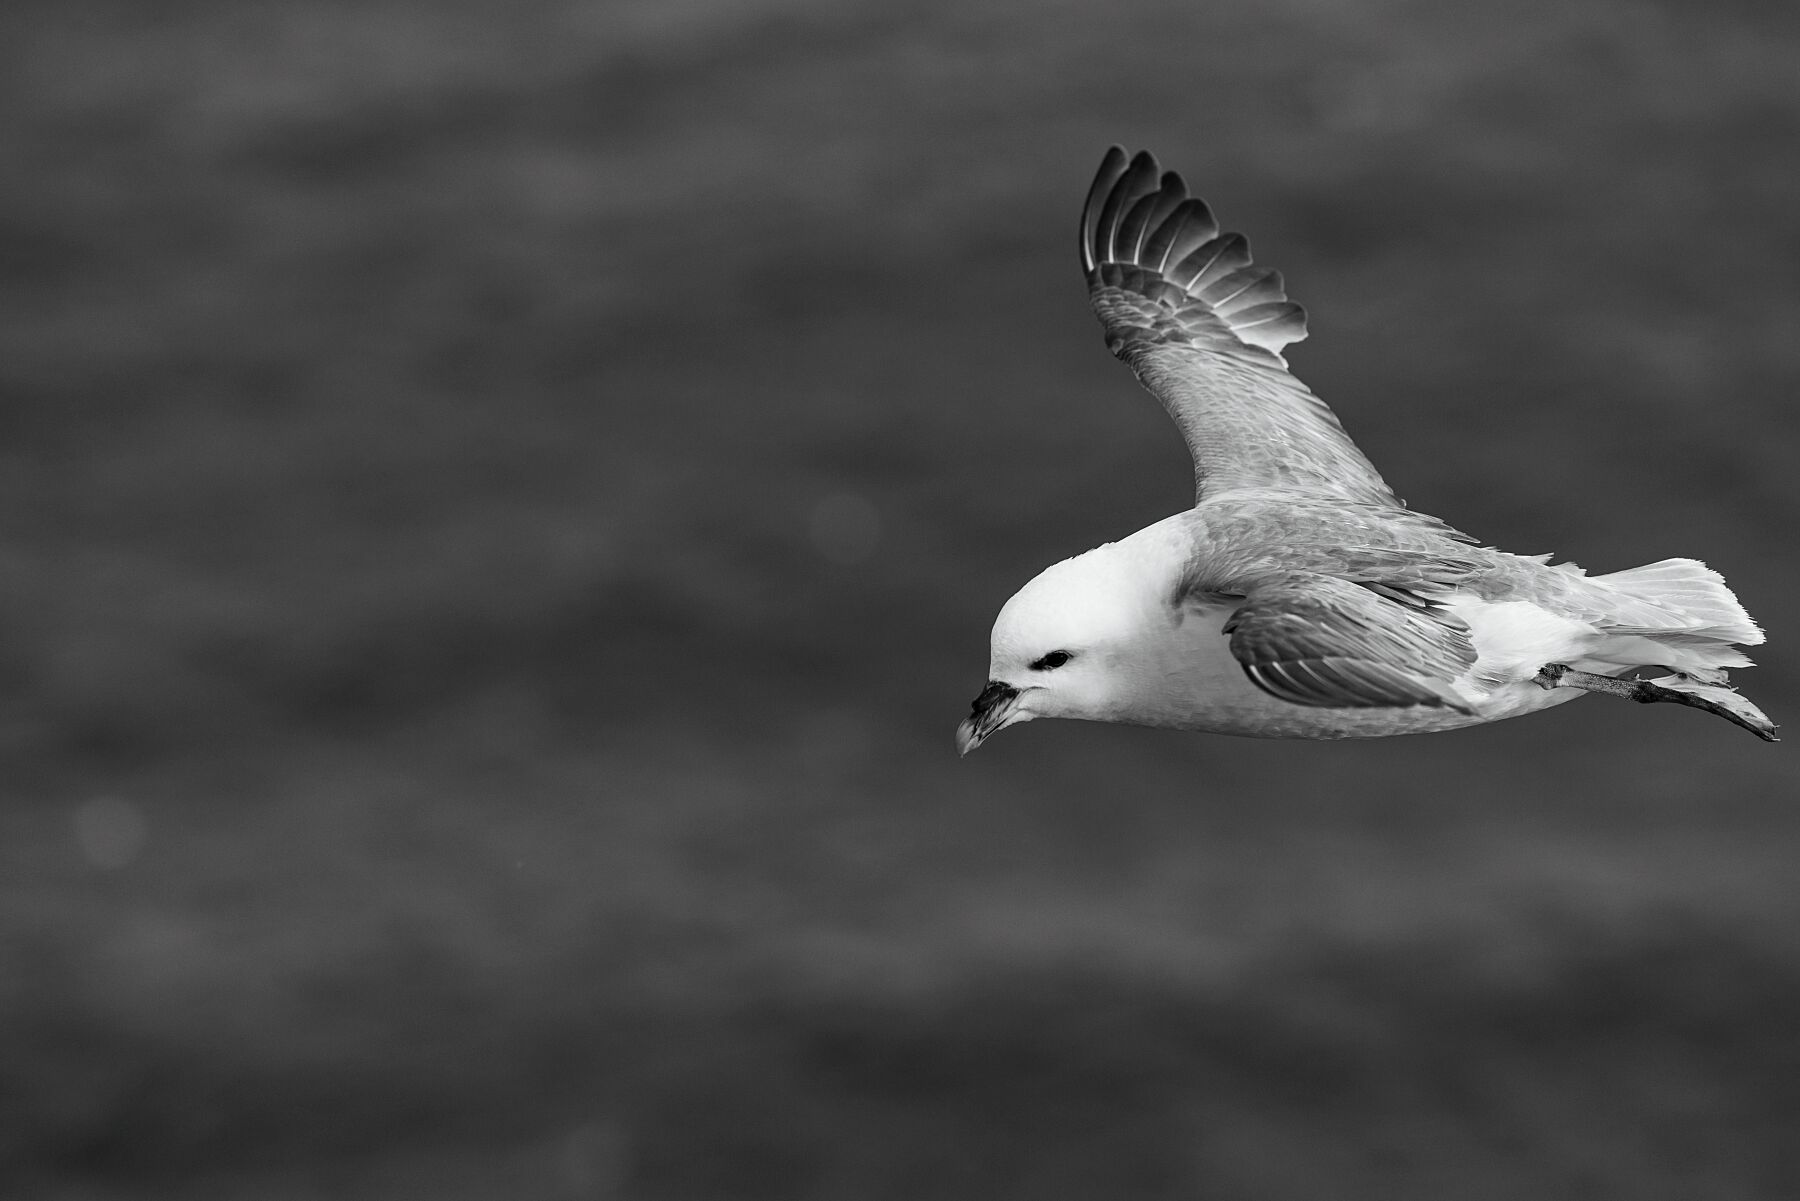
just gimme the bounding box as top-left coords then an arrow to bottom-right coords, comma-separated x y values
1533,663 -> 1778,742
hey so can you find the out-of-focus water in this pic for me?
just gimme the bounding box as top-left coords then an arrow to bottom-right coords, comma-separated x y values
4,1 -> 1799,1197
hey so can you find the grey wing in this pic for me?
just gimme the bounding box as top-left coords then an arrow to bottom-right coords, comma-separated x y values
1222,573 -> 1477,711
1083,147 -> 1400,508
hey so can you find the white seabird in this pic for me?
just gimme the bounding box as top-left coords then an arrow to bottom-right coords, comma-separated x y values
958,147 -> 1774,754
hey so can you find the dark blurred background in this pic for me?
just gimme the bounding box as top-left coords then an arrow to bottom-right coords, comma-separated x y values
4,1 -> 1799,1197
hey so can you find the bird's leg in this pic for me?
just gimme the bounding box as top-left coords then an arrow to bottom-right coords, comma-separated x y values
1533,663 -> 1779,741
1532,663 -> 1642,700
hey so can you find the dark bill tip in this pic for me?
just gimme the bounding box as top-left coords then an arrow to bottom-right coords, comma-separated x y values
956,680 -> 1021,757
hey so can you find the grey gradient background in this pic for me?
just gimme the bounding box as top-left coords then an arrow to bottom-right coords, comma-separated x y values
5,1 -> 1800,1198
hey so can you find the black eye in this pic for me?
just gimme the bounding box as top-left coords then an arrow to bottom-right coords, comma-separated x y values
1030,650 -> 1073,671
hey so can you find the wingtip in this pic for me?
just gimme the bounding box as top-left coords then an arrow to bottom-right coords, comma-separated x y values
1081,150 -> 1309,360
1080,146 -> 1133,272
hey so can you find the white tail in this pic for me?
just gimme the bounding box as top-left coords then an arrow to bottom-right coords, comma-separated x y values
1597,558 -> 1763,646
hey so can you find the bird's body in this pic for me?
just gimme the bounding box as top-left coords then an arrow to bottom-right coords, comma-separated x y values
958,148 -> 1773,753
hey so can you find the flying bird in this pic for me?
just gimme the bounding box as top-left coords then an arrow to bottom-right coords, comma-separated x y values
958,147 -> 1774,754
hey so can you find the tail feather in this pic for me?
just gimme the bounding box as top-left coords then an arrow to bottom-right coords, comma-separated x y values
1596,558 -> 1763,645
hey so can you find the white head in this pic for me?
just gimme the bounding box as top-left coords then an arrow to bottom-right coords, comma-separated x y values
957,540 -> 1174,754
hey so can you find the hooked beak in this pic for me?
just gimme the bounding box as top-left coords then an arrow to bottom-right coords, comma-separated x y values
956,680 -> 1023,756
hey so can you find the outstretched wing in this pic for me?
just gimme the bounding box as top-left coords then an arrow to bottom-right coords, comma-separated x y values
1222,573 -> 1477,710
1083,147 -> 1399,508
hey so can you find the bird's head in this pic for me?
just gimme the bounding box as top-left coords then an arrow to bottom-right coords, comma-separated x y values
957,543 -> 1170,754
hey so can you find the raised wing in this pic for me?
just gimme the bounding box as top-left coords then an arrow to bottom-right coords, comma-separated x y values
1222,573 -> 1476,710
1083,146 -> 1400,508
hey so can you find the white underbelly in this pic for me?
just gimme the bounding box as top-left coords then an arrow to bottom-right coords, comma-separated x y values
1127,603 -> 1583,741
